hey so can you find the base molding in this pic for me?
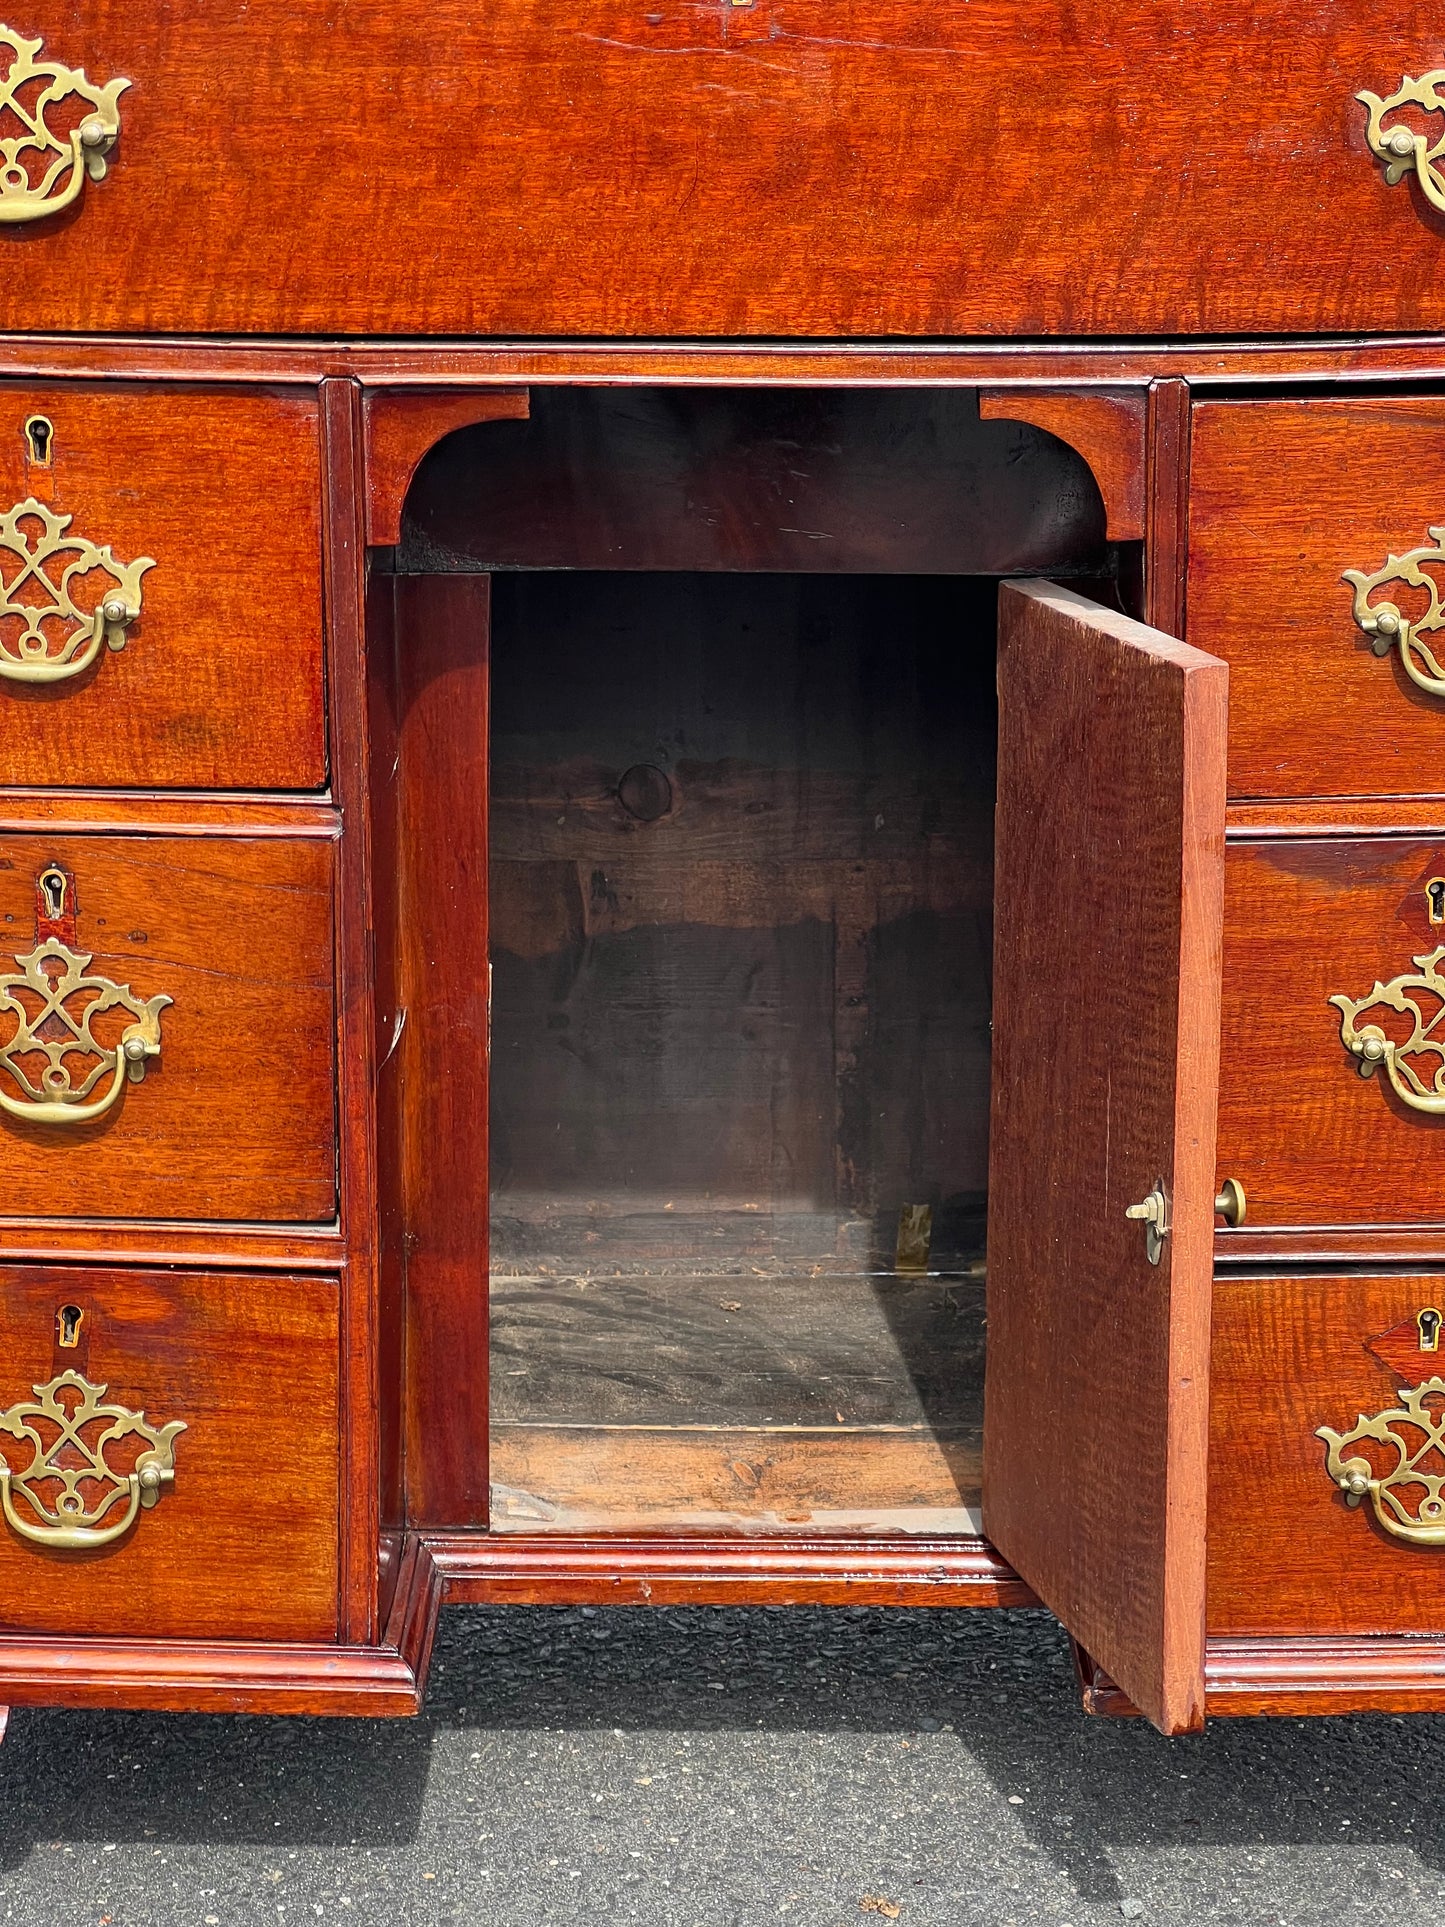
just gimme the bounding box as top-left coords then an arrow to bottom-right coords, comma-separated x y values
1205,1635 -> 1445,1717
1078,1632 -> 1445,1720
0,1538 -> 443,1719
427,1531 -> 1035,1608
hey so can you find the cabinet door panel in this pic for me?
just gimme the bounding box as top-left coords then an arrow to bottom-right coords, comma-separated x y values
984,580 -> 1227,1736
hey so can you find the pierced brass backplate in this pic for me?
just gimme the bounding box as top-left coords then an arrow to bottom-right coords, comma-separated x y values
1330,947 -> 1445,1115
1318,1378 -> 1445,1546
0,497 -> 153,684
1358,72 -> 1445,214
0,25 -> 129,224
0,1370 -> 184,1549
0,873 -> 169,1125
1343,527 -> 1445,697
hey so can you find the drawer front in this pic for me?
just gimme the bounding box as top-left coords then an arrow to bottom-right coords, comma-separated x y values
1211,1273 -> 1445,1637
5,8 -> 1445,338
0,384 -> 324,790
0,834 -> 336,1223
1219,836 -> 1445,1231
0,1265 -> 339,1641
1190,398 -> 1445,801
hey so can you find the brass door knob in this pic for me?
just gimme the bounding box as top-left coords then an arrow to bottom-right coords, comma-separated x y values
1214,1178 -> 1246,1227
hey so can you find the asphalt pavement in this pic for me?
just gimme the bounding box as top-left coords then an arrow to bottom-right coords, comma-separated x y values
0,1603 -> 1437,1926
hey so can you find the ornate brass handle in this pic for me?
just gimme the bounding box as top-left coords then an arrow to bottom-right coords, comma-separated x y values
0,867 -> 170,1126
1358,73 -> 1445,213
1343,529 -> 1445,697
0,1369 -> 184,1549
1331,947 -> 1445,1114
0,498 -> 153,684
1318,1377 -> 1445,1545
0,27 -> 129,225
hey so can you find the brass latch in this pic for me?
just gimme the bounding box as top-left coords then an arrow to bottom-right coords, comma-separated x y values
1125,1184 -> 1169,1265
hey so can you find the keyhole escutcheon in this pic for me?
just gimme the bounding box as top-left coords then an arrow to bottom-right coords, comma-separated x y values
24,415 -> 53,466
1427,879 -> 1445,925
56,1304 -> 84,1349
1419,1306 -> 1442,1353
40,866 -> 68,920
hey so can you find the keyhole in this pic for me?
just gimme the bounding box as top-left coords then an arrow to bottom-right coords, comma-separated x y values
40,867 -> 67,919
24,415 -> 53,466
1419,1307 -> 1442,1352
1428,879 -> 1445,925
56,1304 -> 84,1349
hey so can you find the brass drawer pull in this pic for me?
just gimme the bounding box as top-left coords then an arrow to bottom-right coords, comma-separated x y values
0,26 -> 129,225
0,497 -> 153,684
0,1369 -> 184,1549
1343,528 -> 1445,697
1330,946 -> 1445,1114
0,867 -> 170,1126
1359,72 -> 1445,212
1318,1378 -> 1445,1546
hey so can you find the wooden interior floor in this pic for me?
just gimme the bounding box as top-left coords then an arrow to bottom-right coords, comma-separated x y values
489,1270 -> 985,1535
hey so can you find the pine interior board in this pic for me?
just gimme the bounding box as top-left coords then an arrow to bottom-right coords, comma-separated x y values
488,570 -> 999,1278
489,1269 -> 984,1533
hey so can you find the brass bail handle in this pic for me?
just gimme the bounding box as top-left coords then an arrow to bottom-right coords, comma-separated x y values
1358,72 -> 1445,214
0,28 -> 130,226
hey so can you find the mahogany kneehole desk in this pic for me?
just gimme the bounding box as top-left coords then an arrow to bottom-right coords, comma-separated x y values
3,10 -> 1445,1738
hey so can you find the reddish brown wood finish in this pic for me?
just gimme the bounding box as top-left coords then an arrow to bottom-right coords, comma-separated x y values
978,388 -> 1145,540
10,338 -> 1445,389
984,580 -> 1227,1735
0,1222 -> 344,1270
10,6 -> 1445,339
0,796 -> 339,835
429,1532 -> 1033,1606
389,576 -> 492,1528
319,378 -> 384,1644
363,389 -> 530,545
1217,836 -> 1445,1230
1209,1273 -> 1445,1638
0,1536 -> 441,1716
0,384 -> 325,790
1204,1635 -> 1445,1716
408,388 -> 1107,576
1190,398 -> 1445,800
0,832 -> 336,1223
1144,380 -> 1192,639
0,1265 -> 340,1641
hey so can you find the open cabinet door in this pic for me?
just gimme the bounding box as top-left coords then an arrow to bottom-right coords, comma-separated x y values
983,580 -> 1227,1736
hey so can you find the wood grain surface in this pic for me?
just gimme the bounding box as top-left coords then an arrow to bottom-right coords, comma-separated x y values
978,388 -> 1145,541
0,383 -> 325,790
430,1530 -> 1034,1607
389,576 -> 493,1528
1190,398 -> 1445,800
363,388 -> 529,545
401,388 -> 1108,576
490,1269 -> 983,1532
8,5 -> 1445,337
0,1265 -> 340,1642
984,579 -> 1227,1736
1218,836 -> 1445,1229
1210,1272 -> 1445,1637
0,833 -> 337,1222
488,571 -> 998,1275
